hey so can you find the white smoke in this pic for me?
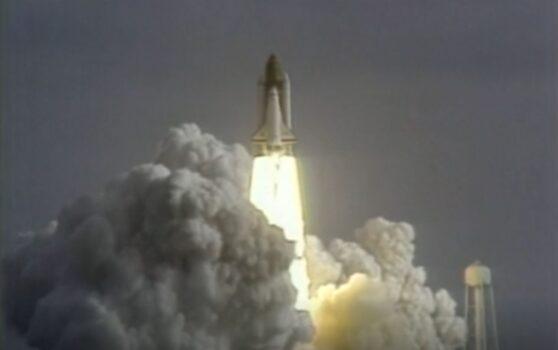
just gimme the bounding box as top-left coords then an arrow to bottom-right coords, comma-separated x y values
2,124 -> 465,350
305,218 -> 466,350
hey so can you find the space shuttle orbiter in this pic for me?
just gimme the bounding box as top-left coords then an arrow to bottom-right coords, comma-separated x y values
252,55 -> 296,156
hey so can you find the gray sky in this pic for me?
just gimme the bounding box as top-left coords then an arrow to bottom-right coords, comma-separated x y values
2,1 -> 557,348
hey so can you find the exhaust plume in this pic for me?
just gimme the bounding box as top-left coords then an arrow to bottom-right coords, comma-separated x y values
2,124 -> 464,350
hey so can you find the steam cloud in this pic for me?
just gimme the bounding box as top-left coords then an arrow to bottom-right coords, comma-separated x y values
305,220 -> 465,350
2,124 -> 465,350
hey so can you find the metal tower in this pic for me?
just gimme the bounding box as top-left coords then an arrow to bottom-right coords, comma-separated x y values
464,261 -> 500,350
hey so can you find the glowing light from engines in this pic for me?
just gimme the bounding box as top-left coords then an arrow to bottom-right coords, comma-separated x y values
249,153 -> 310,310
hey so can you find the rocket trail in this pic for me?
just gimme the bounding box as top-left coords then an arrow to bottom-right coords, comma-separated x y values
249,55 -> 311,310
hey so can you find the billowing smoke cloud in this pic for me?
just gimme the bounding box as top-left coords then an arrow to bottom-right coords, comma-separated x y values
2,124 -> 464,350
3,125 -> 311,350
305,219 -> 466,350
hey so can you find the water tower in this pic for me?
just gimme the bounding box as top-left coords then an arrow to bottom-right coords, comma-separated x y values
464,261 -> 500,350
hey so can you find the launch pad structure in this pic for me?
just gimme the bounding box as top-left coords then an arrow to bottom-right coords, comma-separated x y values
464,261 -> 500,350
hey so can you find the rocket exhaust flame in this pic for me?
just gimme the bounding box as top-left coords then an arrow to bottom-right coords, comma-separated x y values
249,154 -> 310,310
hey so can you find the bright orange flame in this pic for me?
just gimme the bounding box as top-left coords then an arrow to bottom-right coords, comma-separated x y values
249,153 -> 310,310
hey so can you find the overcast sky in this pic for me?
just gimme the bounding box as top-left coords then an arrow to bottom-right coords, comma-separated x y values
2,1 -> 557,349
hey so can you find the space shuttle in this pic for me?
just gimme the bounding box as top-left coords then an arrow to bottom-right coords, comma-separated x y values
249,55 -> 311,310
252,55 -> 296,156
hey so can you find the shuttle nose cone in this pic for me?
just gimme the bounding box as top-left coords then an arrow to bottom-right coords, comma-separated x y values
265,54 -> 285,86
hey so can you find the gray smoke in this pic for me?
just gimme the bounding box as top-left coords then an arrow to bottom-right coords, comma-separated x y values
3,124 -> 310,350
2,124 -> 464,350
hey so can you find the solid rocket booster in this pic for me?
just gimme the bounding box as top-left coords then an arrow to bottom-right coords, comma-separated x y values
252,54 -> 296,155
